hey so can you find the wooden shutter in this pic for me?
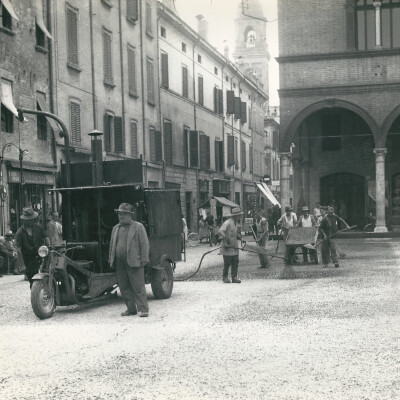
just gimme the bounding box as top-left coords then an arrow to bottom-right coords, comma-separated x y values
206,136 -> 210,169
213,87 -> 218,113
70,102 -> 81,144
66,6 -> 79,65
103,30 -> 113,84
155,130 -> 162,161
198,76 -> 203,106
182,66 -> 188,97
183,127 -> 189,166
131,121 -> 138,157
114,116 -> 123,153
234,97 -> 241,119
164,120 -> 173,165
240,101 -> 247,123
218,89 -> 223,115
248,107 -> 252,129
249,144 -> 253,173
128,46 -> 137,95
103,113 -> 111,152
149,127 -> 156,161
161,52 -> 169,89
189,130 -> 198,167
226,90 -> 234,114
146,1 -> 152,33
127,0 -> 138,21
234,138 -> 239,170
147,58 -> 155,104
241,140 -> 246,171
215,139 -> 220,172
227,135 -> 234,166
200,134 -> 207,169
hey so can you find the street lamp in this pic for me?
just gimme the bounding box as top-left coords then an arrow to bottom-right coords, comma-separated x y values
0,143 -> 28,234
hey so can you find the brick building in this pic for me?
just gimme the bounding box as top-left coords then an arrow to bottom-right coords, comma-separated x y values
278,0 -> 400,231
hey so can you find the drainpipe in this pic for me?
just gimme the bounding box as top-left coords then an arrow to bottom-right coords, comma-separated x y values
231,78 -> 235,201
89,0 -> 97,129
139,0 -> 147,184
118,0 -> 126,156
220,62 -> 226,188
238,77 -> 244,207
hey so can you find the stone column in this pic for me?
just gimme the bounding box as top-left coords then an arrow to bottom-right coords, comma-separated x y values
302,160 -> 311,208
292,156 -> 303,213
279,152 -> 292,209
373,148 -> 387,232
373,1 -> 382,49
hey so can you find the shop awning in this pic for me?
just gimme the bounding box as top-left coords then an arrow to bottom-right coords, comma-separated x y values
2,0 -> 20,21
256,182 -> 281,207
1,79 -> 19,117
34,0 -> 53,40
199,196 -> 239,210
37,92 -> 60,131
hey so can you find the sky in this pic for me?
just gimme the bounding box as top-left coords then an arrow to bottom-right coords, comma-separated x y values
173,0 -> 279,105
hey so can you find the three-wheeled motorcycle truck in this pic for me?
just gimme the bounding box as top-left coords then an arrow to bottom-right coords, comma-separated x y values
31,158 -> 183,319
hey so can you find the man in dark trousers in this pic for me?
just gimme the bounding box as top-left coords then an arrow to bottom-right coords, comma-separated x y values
109,203 -> 150,317
15,207 -> 49,287
318,206 -> 339,268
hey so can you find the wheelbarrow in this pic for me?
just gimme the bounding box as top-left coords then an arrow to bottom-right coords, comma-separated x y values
284,227 -> 319,265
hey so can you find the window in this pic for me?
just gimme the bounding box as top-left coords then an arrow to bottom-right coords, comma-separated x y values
197,54 -> 202,63
66,4 -> 79,68
321,114 -> 341,151
131,120 -> 138,157
36,23 -> 46,48
200,134 -> 210,170
164,119 -> 173,165
197,76 -> 204,106
246,29 -> 256,48
183,126 -> 190,166
356,0 -> 400,50
215,140 -> 224,172
149,127 -> 162,162
214,67 -> 218,75
182,42 -> 187,52
241,140 -> 246,171
1,3 -> 13,30
37,98 -> 47,140
114,116 -> 124,153
213,87 -> 223,115
103,113 -> 114,152
225,76 -> 229,83
189,130 -> 199,167
146,1 -> 152,34
103,29 -> 113,85
126,0 -> 138,22
160,26 -> 166,38
161,52 -> 169,89
127,45 -> 137,96
249,145 -> 253,173
70,101 -> 81,144
227,136 -> 234,167
182,65 -> 188,98
1,104 -> 13,133
226,90 -> 234,114
1,79 -> 15,133
146,58 -> 155,105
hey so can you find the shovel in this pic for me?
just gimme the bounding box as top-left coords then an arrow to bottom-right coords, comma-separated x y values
303,225 -> 357,250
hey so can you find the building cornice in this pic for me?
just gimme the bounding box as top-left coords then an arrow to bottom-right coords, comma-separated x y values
276,48 -> 400,64
279,82 -> 400,97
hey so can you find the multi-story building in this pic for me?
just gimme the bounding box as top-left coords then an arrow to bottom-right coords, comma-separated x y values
278,0 -> 400,231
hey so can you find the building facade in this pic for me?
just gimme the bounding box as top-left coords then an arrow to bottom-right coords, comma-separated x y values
278,0 -> 400,231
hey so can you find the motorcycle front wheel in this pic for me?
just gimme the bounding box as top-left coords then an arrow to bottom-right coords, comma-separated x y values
31,278 -> 56,319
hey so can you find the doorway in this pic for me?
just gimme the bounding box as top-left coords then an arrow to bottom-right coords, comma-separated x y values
320,173 -> 365,228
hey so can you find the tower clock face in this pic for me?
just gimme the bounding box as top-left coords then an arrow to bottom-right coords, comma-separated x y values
246,30 -> 257,48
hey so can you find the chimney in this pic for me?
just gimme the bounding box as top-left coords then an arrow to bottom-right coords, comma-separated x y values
224,44 -> 229,59
196,14 -> 208,41
161,0 -> 177,13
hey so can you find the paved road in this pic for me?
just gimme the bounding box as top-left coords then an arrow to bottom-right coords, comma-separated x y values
0,238 -> 399,399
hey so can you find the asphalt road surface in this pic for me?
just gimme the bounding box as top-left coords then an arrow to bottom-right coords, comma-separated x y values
0,237 -> 399,400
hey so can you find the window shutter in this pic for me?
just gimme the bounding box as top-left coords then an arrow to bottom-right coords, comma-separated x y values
127,0 -> 138,21
147,59 -> 155,104
226,90 -> 234,114
249,144 -> 253,173
198,76 -> 203,106
218,89 -> 223,115
149,128 -> 156,161
189,130 -> 199,167
218,140 -> 224,172
184,127 -> 189,166
213,87 -> 218,113
161,52 -> 169,89
200,134 -> 207,169
182,66 -> 188,97
131,121 -> 138,157
114,116 -> 124,153
146,1 -> 152,33
103,30 -> 113,84
345,2 -> 356,50
206,136 -> 210,169
70,102 -> 81,144
66,6 -> 79,66
248,107 -> 252,129
234,138 -> 239,170
234,97 -> 241,119
155,130 -> 162,161
103,113 -> 111,152
164,120 -> 173,164
227,135 -> 234,166
128,46 -> 137,95
240,101 -> 247,123
241,140 -> 246,171
215,139 -> 220,172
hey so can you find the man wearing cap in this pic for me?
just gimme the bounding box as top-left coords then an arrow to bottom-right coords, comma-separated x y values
297,206 -> 317,263
218,207 -> 243,283
109,203 -> 150,317
277,205 -> 298,263
15,207 -> 49,287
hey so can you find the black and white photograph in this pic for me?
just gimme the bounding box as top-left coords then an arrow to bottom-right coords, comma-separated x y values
0,0 -> 399,398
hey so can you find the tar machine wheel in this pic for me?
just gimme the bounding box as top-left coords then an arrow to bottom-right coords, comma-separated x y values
151,261 -> 173,299
31,278 -> 56,319
187,232 -> 200,247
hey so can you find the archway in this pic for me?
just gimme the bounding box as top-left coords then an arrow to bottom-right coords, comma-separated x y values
320,173 -> 365,228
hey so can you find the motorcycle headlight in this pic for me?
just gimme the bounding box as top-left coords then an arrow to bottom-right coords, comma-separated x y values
38,246 -> 49,258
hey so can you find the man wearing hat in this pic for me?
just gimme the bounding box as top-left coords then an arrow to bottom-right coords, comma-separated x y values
297,206 -> 317,263
109,203 -> 150,317
318,206 -> 339,268
15,207 -> 49,287
217,207 -> 243,283
277,205 -> 298,264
